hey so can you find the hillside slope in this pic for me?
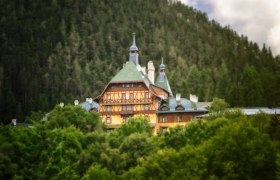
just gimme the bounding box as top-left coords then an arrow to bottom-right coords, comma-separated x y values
1,0 -> 280,121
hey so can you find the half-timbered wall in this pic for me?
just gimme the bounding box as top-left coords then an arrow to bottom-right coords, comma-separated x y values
99,82 -> 158,128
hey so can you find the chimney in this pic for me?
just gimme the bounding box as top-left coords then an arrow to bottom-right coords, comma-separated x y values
59,102 -> 64,107
148,61 -> 155,84
88,98 -> 93,104
190,94 -> 198,103
176,93 -> 181,104
12,119 -> 16,126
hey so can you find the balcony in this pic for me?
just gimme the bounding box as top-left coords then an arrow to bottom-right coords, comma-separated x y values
120,110 -> 134,115
102,98 -> 152,105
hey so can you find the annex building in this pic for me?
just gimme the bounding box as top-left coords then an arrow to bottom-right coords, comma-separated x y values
94,34 -> 208,134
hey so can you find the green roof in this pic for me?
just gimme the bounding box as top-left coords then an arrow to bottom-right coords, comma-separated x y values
110,61 -> 143,82
155,76 -> 173,95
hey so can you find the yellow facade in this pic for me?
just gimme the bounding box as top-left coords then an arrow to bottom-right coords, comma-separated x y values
96,82 -> 160,133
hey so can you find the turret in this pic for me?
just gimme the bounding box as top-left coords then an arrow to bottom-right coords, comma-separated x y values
158,57 -> 166,82
129,33 -> 139,66
155,57 -> 173,96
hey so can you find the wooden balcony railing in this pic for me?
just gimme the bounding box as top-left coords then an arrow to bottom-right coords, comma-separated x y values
101,110 -> 156,116
120,110 -> 134,115
102,98 -> 152,105
107,87 -> 147,92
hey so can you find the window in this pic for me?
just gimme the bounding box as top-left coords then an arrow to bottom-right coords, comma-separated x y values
106,117 -> 111,124
106,106 -> 111,112
107,94 -> 111,100
127,105 -> 132,111
122,105 -> 132,111
160,127 -> 168,134
130,93 -> 134,99
160,116 -> 168,123
126,84 -> 130,87
124,116 -> 130,123
122,93 -> 126,100
144,104 -> 150,110
177,116 -> 183,122
145,92 -> 149,99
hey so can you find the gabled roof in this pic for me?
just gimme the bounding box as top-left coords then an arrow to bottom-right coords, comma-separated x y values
155,75 -> 173,96
110,61 -> 143,82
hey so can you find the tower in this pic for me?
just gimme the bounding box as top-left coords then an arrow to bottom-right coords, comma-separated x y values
158,57 -> 166,82
155,57 -> 173,96
148,61 -> 155,84
129,33 -> 139,66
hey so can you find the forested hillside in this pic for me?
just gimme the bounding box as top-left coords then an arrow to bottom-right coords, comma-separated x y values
1,0 -> 280,122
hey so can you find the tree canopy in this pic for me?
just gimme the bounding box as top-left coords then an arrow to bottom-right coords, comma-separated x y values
1,0 -> 280,122
1,105 -> 280,179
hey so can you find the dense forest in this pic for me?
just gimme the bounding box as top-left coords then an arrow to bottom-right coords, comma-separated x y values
1,0 -> 280,122
1,105 -> 280,179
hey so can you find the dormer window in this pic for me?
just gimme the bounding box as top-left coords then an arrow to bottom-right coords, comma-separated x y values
159,104 -> 169,111
175,104 -> 185,111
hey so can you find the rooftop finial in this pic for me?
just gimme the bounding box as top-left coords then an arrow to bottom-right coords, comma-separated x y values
160,57 -> 165,69
133,32 -> 136,46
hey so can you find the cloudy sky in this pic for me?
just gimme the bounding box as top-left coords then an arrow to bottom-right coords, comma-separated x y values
179,0 -> 280,56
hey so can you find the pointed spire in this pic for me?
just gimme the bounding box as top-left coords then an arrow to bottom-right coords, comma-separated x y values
130,32 -> 138,51
129,32 -> 139,66
160,57 -> 165,69
133,32 -> 136,46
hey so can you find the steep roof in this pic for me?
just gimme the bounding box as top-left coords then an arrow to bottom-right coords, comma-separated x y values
110,61 -> 143,82
155,75 -> 173,96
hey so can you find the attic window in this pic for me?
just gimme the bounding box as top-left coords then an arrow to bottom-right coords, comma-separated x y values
160,104 -> 169,111
175,105 -> 185,111
90,107 -> 98,112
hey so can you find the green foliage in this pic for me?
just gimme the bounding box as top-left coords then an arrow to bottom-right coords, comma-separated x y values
164,118 -> 229,149
1,0 -> 280,122
0,132 -> 17,179
1,96 -> 280,179
277,154 -> 280,180
82,165 -> 115,180
202,120 -> 276,179
44,105 -> 103,133
116,116 -> 151,136
119,133 -> 159,170
241,64 -> 265,106
209,97 -> 229,112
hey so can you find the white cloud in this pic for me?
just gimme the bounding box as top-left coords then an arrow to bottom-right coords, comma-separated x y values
179,0 -> 280,55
